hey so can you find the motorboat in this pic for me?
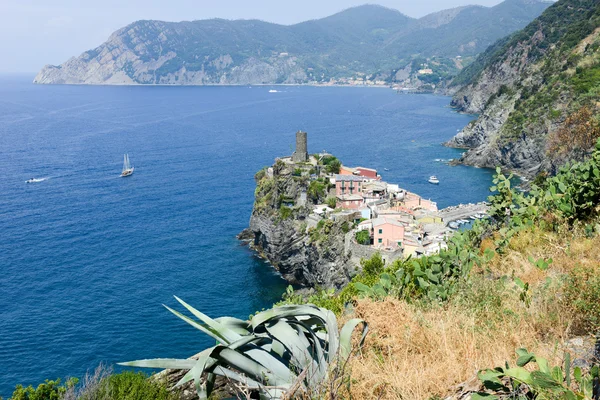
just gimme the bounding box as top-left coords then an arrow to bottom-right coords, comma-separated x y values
428,175 -> 439,184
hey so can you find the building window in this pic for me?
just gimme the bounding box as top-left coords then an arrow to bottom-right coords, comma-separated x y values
378,229 -> 383,234
378,238 -> 382,244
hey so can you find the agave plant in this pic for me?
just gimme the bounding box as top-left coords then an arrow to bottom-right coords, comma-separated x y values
120,297 -> 368,399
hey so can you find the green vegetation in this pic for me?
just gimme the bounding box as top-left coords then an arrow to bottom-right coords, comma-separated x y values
326,197 -> 337,209
564,265 -> 600,334
7,379 -> 77,400
120,297 -> 367,399
87,372 -> 178,400
452,0 -> 600,166
355,230 -> 370,245
319,156 -> 341,175
453,0 -> 600,87
4,371 -> 178,400
474,349 -> 600,399
279,206 -> 293,220
308,179 -> 329,203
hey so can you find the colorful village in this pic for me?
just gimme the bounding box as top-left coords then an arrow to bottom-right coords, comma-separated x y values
276,131 -> 488,264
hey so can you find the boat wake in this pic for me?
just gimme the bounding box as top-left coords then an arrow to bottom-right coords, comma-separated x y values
25,177 -> 49,183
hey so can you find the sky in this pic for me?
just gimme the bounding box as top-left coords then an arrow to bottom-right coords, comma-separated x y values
0,0 -> 507,73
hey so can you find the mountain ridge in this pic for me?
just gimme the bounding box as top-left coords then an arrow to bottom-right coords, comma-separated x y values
446,0 -> 600,178
34,1 -> 551,86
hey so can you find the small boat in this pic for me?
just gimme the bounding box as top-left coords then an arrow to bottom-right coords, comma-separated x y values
269,89 -> 278,93
121,154 -> 134,177
448,221 -> 460,230
428,176 -> 439,184
384,168 -> 390,171
26,177 -> 46,183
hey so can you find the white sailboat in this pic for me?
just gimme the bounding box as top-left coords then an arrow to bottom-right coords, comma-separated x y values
121,154 -> 134,177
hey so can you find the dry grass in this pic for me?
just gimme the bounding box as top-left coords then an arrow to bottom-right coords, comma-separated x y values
343,228 -> 600,399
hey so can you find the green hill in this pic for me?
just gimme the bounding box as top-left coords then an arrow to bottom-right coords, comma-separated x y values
448,0 -> 600,178
33,1 -> 551,85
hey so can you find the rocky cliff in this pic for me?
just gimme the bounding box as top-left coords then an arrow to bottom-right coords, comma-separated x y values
33,1 -> 550,86
240,159 -> 355,289
446,0 -> 600,178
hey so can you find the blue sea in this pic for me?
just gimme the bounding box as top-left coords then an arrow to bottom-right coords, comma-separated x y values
0,75 -> 492,396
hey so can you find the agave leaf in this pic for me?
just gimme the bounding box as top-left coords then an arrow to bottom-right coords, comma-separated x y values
287,320 -> 328,387
214,316 -> 251,335
251,305 -> 328,330
272,339 -> 286,358
265,320 -> 314,371
243,345 -> 298,385
164,305 -> 230,344
118,358 -> 196,370
212,366 -> 261,389
174,296 -> 243,344
213,347 -> 282,386
339,319 -> 368,362
174,348 -> 214,388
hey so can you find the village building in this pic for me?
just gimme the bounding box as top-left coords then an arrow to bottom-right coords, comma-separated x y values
372,217 -> 406,249
335,174 -> 368,196
339,166 -> 381,180
336,194 -> 364,209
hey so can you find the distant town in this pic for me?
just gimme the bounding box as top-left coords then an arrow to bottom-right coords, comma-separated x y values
270,131 -> 487,264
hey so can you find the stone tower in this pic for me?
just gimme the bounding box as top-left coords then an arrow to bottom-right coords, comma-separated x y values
292,131 -> 309,163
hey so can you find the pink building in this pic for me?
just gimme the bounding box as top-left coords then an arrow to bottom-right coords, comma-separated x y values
373,217 -> 405,248
402,193 -> 438,212
336,194 -> 364,210
335,175 -> 368,196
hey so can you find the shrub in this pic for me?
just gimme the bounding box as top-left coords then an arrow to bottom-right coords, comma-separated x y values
321,156 -> 341,174
308,180 -> 327,203
355,230 -> 370,245
547,106 -> 600,162
8,379 -> 78,400
279,206 -> 293,220
88,371 -> 177,400
326,197 -> 337,209
564,265 -> 600,334
361,253 -> 385,277
474,348 -> 600,399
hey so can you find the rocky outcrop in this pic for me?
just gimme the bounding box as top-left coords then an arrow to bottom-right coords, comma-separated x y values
446,0 -> 600,178
240,160 -> 354,288
447,92 -> 549,175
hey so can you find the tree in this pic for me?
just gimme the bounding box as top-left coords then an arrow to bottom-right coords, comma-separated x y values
547,106 -> 600,163
355,230 -> 371,245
